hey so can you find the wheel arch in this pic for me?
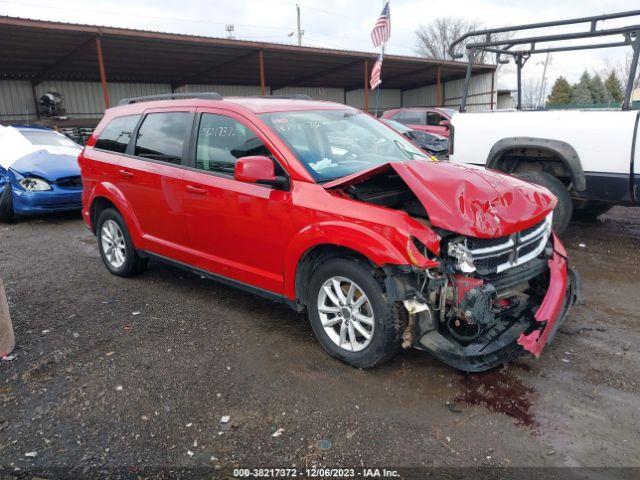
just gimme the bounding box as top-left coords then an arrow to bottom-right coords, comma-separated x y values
486,137 -> 586,192
88,183 -> 143,245
283,222 -> 410,308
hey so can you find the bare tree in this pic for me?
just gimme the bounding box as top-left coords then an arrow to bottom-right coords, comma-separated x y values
619,51 -> 640,92
521,78 -> 543,109
414,17 -> 512,65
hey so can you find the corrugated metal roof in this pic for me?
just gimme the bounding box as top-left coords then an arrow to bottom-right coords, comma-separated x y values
0,15 -> 494,90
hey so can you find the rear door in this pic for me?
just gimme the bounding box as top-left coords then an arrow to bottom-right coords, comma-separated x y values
182,109 -> 291,294
118,108 -> 193,260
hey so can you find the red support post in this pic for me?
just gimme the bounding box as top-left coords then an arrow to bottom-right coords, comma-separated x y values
96,36 -> 110,109
364,59 -> 369,113
436,65 -> 441,107
259,49 -> 266,96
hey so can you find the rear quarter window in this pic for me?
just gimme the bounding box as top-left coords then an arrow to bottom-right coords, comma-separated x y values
95,114 -> 141,153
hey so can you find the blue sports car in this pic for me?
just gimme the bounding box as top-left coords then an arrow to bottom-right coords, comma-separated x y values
0,125 -> 83,222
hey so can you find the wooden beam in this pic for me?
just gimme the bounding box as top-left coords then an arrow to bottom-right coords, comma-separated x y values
173,50 -> 259,89
32,35 -> 97,86
96,36 -> 110,109
364,59 -> 369,113
259,49 -> 265,95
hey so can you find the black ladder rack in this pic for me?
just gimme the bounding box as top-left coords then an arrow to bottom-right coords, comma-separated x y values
448,10 -> 640,111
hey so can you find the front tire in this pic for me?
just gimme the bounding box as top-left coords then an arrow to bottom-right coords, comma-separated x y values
516,171 -> 572,234
307,257 -> 403,369
0,185 -> 15,223
96,208 -> 148,277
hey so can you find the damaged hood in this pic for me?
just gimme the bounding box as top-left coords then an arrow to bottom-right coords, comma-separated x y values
8,150 -> 81,181
325,161 -> 556,238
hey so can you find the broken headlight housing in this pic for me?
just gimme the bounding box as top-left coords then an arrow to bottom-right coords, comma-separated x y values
19,177 -> 52,192
447,240 -> 475,273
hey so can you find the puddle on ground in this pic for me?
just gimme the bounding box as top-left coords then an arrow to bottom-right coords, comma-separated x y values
456,368 -> 537,427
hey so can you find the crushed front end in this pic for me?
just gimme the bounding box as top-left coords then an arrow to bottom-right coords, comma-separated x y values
386,214 -> 580,372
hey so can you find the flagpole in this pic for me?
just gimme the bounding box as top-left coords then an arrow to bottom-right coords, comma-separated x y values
375,0 -> 388,117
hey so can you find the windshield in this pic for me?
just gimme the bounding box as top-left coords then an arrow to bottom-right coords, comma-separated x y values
20,130 -> 81,150
382,119 -> 411,134
261,110 -> 430,182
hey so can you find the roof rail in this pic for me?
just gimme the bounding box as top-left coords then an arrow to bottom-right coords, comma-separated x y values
247,94 -> 313,100
118,92 -> 223,105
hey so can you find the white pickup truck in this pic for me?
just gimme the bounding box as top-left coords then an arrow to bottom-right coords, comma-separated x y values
448,109 -> 640,232
446,10 -> 640,233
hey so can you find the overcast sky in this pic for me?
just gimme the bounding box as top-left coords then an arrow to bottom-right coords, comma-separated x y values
1,0 -> 637,95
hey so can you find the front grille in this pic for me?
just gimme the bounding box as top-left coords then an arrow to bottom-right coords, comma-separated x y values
466,217 -> 551,275
56,176 -> 83,189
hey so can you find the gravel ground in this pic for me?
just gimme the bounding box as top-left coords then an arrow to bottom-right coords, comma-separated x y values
0,207 -> 639,478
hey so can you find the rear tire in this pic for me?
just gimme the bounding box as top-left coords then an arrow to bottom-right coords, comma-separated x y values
0,185 -> 15,223
307,257 -> 403,369
572,202 -> 613,221
516,171 -> 572,234
96,208 -> 148,277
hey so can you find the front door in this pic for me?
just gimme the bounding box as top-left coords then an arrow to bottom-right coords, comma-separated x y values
182,110 -> 291,295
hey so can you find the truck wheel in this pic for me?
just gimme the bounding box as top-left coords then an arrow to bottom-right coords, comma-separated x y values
516,171 -> 572,234
96,208 -> 148,277
0,185 -> 15,223
307,257 -> 403,369
572,203 -> 613,221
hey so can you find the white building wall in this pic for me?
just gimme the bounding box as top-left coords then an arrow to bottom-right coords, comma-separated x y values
176,84 -> 267,96
345,88 -> 402,113
0,80 -> 37,121
271,86 -> 343,102
497,91 -> 514,110
402,71 -> 496,112
402,84 -> 437,107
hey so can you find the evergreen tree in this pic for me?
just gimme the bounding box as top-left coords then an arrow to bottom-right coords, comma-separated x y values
547,76 -> 572,105
571,71 -> 594,104
605,71 -> 624,102
589,74 -> 611,103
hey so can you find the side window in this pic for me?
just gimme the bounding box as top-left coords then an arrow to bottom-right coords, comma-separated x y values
394,111 -> 425,125
196,113 -> 273,175
134,112 -> 190,165
94,115 -> 140,153
427,112 -> 446,126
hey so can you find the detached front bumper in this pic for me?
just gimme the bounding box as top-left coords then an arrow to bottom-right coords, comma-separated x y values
416,234 -> 580,372
12,186 -> 82,215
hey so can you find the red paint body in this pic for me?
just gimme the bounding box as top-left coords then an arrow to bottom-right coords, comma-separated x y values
517,233 -> 569,357
80,97 -> 571,363
381,107 -> 454,137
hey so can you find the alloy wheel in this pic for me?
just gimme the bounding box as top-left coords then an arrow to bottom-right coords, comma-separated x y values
100,219 -> 126,269
317,276 -> 375,352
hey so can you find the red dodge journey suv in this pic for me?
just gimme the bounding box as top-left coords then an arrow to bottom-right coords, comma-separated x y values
79,93 -> 579,372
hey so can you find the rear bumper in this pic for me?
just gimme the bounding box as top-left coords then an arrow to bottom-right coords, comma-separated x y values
12,187 -> 82,215
417,234 -> 579,372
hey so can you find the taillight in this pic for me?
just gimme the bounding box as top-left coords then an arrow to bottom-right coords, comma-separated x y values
448,124 -> 454,156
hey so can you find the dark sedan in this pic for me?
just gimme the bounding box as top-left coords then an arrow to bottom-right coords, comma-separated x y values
381,119 -> 449,159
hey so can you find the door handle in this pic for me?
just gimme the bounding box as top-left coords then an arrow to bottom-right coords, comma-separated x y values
119,169 -> 134,177
186,185 -> 207,195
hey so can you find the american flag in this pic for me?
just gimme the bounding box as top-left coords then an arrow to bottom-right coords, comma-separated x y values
370,2 -> 391,48
370,54 -> 383,90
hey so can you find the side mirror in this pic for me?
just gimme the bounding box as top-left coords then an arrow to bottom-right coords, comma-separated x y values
439,119 -> 450,129
234,156 -> 289,190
